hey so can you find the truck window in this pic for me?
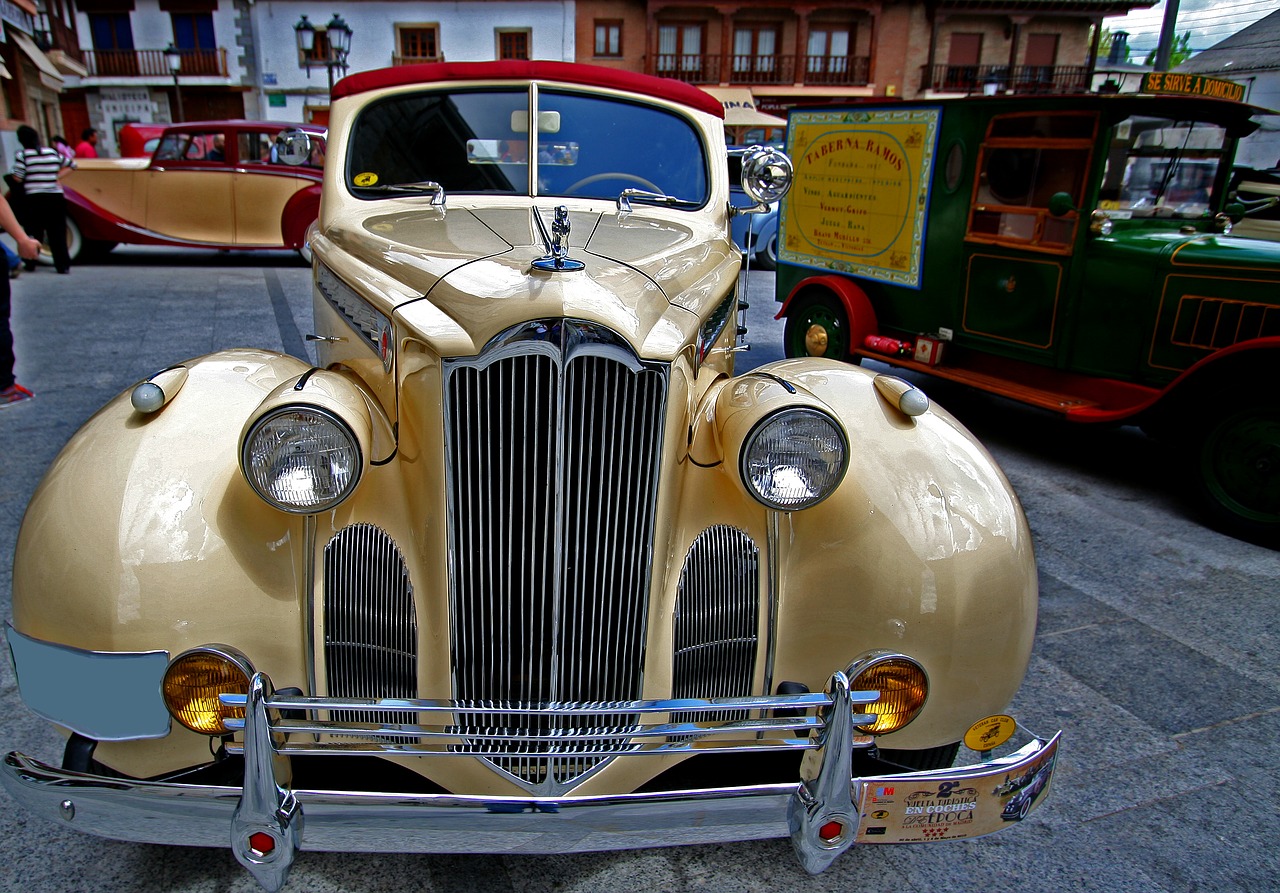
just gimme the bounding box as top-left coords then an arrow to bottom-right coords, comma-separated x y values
967,112 -> 1094,252
1098,116 -> 1227,218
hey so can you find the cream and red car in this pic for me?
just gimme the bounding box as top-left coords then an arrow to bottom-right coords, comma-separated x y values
3,62 -> 1058,890
60,119 -> 326,262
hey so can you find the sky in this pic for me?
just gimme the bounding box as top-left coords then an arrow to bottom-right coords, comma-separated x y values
1105,0 -> 1280,57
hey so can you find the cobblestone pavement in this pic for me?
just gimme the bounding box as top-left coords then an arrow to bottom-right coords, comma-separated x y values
1,250 -> 1276,892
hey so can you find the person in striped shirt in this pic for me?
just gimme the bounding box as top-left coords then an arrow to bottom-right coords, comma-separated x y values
10,125 -> 75,274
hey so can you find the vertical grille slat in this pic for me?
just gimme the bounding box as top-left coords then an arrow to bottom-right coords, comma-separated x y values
443,321 -> 668,793
673,526 -> 760,732
323,524 -> 417,727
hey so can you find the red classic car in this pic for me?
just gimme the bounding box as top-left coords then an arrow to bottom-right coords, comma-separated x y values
60,120 -> 326,263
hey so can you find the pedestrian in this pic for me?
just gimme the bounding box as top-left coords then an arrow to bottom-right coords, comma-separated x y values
74,127 -> 99,158
53,135 -> 75,160
10,125 -> 75,274
0,191 -> 43,406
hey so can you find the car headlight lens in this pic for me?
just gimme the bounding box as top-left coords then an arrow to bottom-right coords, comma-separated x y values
163,647 -> 252,735
848,654 -> 929,735
741,408 -> 848,510
242,406 -> 362,512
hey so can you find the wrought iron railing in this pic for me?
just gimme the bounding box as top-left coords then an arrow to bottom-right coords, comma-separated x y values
922,63 -> 1091,95
651,54 -> 870,87
83,48 -> 228,78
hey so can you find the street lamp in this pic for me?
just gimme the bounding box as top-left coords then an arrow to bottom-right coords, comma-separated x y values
163,43 -> 185,122
295,13 -> 353,95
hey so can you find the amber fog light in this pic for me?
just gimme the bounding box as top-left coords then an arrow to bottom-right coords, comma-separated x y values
848,653 -> 928,735
163,646 -> 253,735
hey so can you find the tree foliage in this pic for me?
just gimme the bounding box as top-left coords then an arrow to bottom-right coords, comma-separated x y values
1145,32 -> 1194,68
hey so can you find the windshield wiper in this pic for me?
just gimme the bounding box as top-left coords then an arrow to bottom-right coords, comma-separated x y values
616,188 -> 699,212
355,180 -> 446,205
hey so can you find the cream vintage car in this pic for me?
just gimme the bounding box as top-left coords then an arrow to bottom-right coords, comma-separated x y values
58,119 -> 326,262
3,61 -> 1058,890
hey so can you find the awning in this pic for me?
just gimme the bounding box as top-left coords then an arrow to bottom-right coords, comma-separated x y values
703,87 -> 786,127
11,30 -> 64,90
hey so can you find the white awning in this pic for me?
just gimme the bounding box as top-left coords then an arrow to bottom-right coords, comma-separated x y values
11,30 -> 64,90
704,87 -> 786,127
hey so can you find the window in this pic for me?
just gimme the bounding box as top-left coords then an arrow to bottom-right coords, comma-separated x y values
1099,116 -> 1228,219
967,113 -> 1096,251
945,32 -> 982,91
299,30 -> 332,67
806,27 -> 851,78
498,29 -> 530,60
657,23 -> 704,77
732,25 -> 778,78
171,12 -> 216,75
88,13 -> 137,76
398,25 -> 439,63
594,20 -> 622,57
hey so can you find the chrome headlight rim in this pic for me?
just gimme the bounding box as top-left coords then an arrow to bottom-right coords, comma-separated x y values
739,406 -> 849,512
241,403 -> 364,514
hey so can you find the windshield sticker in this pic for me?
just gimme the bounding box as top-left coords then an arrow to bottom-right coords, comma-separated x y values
354,172 -> 379,187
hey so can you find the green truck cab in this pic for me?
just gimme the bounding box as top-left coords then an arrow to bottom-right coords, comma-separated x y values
775,85 -> 1280,546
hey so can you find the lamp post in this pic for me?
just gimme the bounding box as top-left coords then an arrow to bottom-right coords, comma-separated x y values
295,13 -> 352,95
163,43 -> 185,122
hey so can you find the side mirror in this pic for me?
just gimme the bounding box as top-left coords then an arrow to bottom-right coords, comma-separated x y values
275,129 -> 316,166
740,145 -> 793,207
1048,192 -> 1077,218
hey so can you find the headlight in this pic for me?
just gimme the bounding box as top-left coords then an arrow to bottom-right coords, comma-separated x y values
848,653 -> 928,735
741,408 -> 848,510
241,406 -> 363,512
163,646 -> 252,735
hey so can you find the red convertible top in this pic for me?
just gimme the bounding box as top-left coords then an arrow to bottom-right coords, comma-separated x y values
332,61 -> 724,120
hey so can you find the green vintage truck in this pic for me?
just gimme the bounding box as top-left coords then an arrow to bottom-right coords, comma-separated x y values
775,81 -> 1280,546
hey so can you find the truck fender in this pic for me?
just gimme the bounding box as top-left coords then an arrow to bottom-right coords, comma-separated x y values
776,275 -> 878,359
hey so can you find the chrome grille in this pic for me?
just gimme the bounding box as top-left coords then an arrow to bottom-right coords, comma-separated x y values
323,524 -> 417,725
444,320 -> 668,794
673,526 -> 760,730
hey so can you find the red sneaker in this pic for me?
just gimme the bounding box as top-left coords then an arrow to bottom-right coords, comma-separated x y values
0,383 -> 34,406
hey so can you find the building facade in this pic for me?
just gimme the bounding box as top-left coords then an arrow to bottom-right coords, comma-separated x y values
30,0 -> 1161,159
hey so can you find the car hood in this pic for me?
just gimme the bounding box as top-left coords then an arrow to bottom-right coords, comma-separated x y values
1108,226 -> 1280,268
323,204 -> 737,359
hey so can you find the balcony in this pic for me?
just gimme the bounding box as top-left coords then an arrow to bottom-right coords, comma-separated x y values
83,48 -> 228,79
651,54 -> 870,87
923,63 -> 1091,96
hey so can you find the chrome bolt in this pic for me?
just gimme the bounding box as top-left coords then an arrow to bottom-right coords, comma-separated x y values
59,799 -> 75,820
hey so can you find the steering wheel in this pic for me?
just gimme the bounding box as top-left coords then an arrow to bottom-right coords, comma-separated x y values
564,172 -> 662,195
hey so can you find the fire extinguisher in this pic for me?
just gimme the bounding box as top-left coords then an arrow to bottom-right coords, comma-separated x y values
864,334 -> 913,357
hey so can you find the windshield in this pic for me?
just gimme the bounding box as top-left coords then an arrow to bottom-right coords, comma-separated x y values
346,87 -> 710,205
1099,116 -> 1228,218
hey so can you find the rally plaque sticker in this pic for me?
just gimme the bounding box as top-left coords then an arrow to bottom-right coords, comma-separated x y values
855,734 -> 1059,843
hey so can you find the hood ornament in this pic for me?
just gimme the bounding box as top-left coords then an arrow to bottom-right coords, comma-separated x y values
532,205 -> 585,272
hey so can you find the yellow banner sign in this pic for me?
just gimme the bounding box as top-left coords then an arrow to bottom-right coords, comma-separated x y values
782,107 -> 940,288
1141,72 -> 1245,103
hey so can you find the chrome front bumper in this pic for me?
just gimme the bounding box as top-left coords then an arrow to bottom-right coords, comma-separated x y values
1,670 -> 1060,892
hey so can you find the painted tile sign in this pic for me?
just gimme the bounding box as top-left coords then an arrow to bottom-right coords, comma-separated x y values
781,107 -> 940,288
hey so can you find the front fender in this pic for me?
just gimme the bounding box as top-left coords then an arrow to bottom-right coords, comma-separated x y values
12,349 -> 314,669
755,359 -> 1037,750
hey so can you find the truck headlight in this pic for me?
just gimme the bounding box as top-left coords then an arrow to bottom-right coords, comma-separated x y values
741,408 -> 847,510
163,646 -> 252,735
242,406 -> 363,512
848,652 -> 928,735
